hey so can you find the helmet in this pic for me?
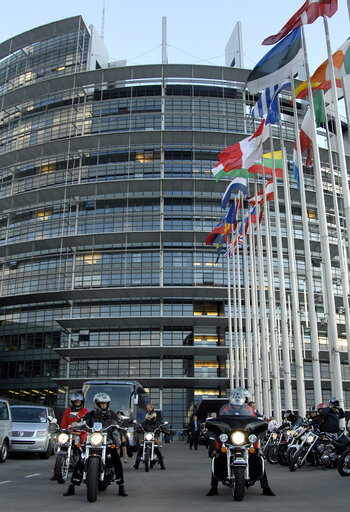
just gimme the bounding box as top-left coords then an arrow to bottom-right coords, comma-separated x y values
71,392 -> 84,411
145,411 -> 157,424
229,389 -> 246,407
284,410 -> 295,422
94,392 -> 111,414
235,387 -> 250,402
317,402 -> 327,410
329,397 -> 340,408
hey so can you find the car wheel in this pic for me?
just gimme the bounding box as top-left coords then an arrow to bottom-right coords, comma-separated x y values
0,440 -> 8,463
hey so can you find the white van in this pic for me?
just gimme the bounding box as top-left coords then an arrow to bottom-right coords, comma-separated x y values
0,400 -> 12,462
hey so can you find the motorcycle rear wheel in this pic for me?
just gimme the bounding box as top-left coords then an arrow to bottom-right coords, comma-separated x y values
289,449 -> 306,472
265,445 -> 278,464
55,453 -> 69,484
231,467 -> 245,502
145,447 -> 150,472
86,457 -> 100,502
338,448 -> 350,476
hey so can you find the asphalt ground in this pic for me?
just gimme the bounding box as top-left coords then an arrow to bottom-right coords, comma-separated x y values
1,442 -> 349,512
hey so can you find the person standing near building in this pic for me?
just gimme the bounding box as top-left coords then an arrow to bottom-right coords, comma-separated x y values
189,415 -> 201,450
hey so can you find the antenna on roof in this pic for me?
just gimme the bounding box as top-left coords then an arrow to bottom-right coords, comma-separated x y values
101,0 -> 106,40
162,16 -> 168,64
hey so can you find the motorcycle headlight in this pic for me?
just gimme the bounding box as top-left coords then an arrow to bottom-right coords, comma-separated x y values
306,435 -> 314,444
145,433 -> 154,441
58,433 -> 69,444
89,433 -> 103,446
286,430 -> 292,436
231,432 -> 245,445
271,433 -> 277,439
219,434 -> 228,443
248,434 -> 257,443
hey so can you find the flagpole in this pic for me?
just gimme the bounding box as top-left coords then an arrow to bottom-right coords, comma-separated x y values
322,15 -> 350,265
226,237 -> 234,393
263,172 -> 282,422
321,90 -> 350,360
302,25 -> 344,406
254,173 -> 271,417
249,213 -> 262,409
237,192 -> 245,388
268,125 -> 293,413
243,209 -> 254,396
342,77 -> 350,146
231,223 -> 240,388
291,74 -> 322,406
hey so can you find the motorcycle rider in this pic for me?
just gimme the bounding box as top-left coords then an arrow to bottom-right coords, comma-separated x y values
206,388 -> 275,497
133,408 -> 166,470
319,398 -> 345,438
63,392 -> 128,497
50,392 -> 88,481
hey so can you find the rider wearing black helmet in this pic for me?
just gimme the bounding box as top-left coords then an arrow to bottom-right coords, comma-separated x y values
63,392 -> 128,497
133,405 -> 166,470
319,398 -> 345,435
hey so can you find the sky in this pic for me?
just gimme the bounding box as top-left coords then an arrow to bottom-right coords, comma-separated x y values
0,0 -> 349,73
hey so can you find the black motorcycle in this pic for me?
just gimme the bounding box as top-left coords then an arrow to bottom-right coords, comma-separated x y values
55,427 -> 83,483
133,420 -> 168,471
206,413 -> 267,501
338,445 -> 350,476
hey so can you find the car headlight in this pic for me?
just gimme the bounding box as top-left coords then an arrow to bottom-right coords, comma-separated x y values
89,433 -> 103,446
306,435 -> 314,444
248,434 -> 257,443
36,431 -> 47,438
58,433 -> 69,444
145,433 -> 154,441
231,432 -> 245,445
219,433 -> 228,442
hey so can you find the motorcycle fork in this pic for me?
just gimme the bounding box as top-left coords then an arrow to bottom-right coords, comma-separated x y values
228,447 -> 249,480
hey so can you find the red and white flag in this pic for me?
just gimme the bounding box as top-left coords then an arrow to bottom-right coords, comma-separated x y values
293,107 -> 313,188
218,119 -> 267,172
262,0 -> 338,46
248,178 -> 274,205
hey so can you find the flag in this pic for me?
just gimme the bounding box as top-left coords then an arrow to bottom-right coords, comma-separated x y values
226,199 -> 239,230
211,163 -> 251,182
248,151 -> 284,178
247,28 -> 303,95
250,205 -> 263,226
218,119 -> 267,172
313,91 -> 325,127
293,107 -> 313,188
205,219 -> 226,246
247,178 -> 274,205
294,37 -> 350,99
262,0 -> 338,46
251,81 -> 291,125
221,177 -> 248,209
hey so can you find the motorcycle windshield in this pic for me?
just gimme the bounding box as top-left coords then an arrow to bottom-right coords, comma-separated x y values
219,404 -> 255,417
205,415 -> 268,437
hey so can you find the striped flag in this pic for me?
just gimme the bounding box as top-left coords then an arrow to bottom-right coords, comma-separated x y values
221,177 -> 248,209
251,81 -> 290,125
247,178 -> 274,205
293,107 -> 313,189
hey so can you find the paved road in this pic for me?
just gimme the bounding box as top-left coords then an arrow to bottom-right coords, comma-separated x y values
1,443 -> 349,512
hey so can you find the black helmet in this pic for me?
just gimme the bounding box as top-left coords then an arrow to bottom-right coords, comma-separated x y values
329,397 -> 340,408
145,411 -> 157,424
71,392 -> 84,411
284,410 -> 295,422
94,392 -> 111,414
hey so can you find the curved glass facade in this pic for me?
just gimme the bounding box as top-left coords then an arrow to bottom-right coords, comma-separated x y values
0,16 -> 349,428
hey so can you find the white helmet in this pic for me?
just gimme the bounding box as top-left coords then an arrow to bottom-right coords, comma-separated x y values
94,392 -> 111,414
229,388 -> 246,406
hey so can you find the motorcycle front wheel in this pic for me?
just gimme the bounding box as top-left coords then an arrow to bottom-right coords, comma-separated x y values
86,457 -> 100,502
231,467 -> 245,501
289,448 -> 306,472
338,448 -> 350,476
55,453 -> 69,484
145,447 -> 150,472
276,444 -> 290,466
265,445 -> 278,464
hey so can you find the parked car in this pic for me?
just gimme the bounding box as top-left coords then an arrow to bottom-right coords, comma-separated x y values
10,405 -> 58,458
0,400 -> 12,462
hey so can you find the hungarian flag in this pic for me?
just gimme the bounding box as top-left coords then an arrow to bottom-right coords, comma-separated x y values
247,178 -> 274,205
293,107 -> 313,189
262,0 -> 338,46
218,119 -> 267,173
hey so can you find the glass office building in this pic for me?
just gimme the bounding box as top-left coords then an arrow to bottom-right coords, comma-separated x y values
0,16 -> 348,428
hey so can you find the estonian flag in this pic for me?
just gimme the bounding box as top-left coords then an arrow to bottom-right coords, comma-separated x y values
247,28 -> 303,95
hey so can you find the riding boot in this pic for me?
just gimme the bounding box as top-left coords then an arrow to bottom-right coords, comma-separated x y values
206,475 -> 219,496
63,483 -> 75,496
118,484 -> 128,496
133,458 -> 140,469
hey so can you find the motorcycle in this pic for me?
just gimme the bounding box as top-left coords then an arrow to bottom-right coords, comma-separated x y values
206,413 -> 267,501
55,426 -> 84,484
338,445 -> 350,476
81,421 -> 125,502
290,427 -> 348,472
133,420 -> 168,471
